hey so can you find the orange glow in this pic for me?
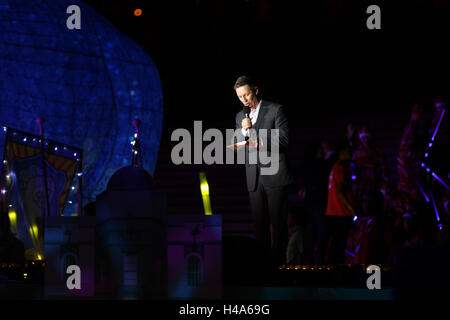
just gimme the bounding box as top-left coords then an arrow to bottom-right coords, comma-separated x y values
134,9 -> 142,16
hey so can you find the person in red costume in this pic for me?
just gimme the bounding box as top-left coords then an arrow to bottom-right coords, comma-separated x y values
324,142 -> 355,264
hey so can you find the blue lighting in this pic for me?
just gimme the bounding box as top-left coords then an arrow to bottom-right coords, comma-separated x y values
0,0 -> 163,203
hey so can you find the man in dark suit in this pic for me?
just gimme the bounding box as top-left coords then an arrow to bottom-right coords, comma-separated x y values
233,75 -> 294,266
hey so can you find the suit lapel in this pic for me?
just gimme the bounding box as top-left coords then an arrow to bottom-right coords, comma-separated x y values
255,100 -> 268,131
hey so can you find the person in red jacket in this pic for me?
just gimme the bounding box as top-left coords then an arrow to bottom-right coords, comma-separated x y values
324,142 -> 355,264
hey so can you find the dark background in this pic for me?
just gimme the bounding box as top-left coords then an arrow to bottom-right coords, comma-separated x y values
77,0 -> 450,218
83,0 -> 450,131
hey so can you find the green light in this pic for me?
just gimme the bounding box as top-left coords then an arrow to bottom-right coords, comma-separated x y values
199,172 -> 212,215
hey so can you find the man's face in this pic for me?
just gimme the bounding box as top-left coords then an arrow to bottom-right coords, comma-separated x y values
235,85 -> 259,108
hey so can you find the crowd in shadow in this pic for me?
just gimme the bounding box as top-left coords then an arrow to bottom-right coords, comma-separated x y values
288,98 -> 449,266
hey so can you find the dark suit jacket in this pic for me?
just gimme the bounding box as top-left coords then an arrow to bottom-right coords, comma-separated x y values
235,100 -> 294,192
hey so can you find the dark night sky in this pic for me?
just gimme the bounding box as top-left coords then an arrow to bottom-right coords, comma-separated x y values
84,0 -> 450,130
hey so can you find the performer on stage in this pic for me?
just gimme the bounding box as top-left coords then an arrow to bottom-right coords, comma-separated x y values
233,75 -> 294,267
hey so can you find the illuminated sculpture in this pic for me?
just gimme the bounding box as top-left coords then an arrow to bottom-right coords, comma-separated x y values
0,0 -> 163,205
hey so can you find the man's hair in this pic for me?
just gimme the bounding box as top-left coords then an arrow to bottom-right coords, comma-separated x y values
233,75 -> 258,91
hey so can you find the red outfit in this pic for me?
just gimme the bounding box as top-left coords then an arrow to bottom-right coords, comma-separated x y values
352,146 -> 389,195
326,162 -> 353,217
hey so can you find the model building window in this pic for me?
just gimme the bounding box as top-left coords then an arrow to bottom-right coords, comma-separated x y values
187,255 -> 201,287
123,254 -> 137,286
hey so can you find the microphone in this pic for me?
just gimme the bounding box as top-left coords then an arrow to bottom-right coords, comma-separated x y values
242,105 -> 251,141
243,105 -> 251,119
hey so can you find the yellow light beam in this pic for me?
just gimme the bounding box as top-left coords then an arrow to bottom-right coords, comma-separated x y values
8,210 -> 17,233
199,172 -> 212,215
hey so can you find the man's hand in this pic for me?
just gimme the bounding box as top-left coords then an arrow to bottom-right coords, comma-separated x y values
241,117 -> 252,131
298,188 -> 306,200
347,123 -> 354,139
248,138 -> 258,148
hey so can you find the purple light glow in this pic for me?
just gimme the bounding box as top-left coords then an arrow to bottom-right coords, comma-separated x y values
418,184 -> 430,203
431,172 -> 450,191
431,109 -> 446,142
429,191 -> 441,225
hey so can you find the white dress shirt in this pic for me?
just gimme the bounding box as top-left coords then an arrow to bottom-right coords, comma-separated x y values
242,100 -> 262,137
